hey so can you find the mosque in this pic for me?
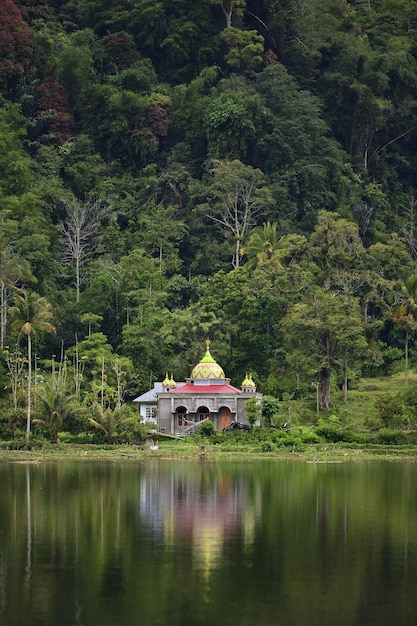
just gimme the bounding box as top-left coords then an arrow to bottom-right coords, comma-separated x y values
133,340 -> 262,434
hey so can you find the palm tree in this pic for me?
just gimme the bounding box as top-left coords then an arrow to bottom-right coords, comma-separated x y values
0,235 -> 34,348
88,402 -> 133,443
242,222 -> 283,267
9,290 -> 55,439
33,365 -> 77,443
393,274 -> 417,385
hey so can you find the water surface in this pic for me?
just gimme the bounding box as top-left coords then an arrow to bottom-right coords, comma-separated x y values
1,459 -> 417,626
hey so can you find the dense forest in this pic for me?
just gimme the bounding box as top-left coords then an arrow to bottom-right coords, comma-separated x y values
2,0 -> 417,430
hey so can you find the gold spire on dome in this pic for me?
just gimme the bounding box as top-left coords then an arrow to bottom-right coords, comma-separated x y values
242,373 -> 251,387
162,373 -> 170,387
242,373 -> 256,389
169,374 -> 177,388
201,339 -> 216,364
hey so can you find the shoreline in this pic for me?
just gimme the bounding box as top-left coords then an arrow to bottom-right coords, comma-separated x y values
1,441 -> 417,463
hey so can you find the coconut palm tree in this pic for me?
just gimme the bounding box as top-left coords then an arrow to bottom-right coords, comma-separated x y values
393,273 -> 417,385
88,402 -> 133,443
0,235 -> 34,348
242,222 -> 283,267
9,290 -> 55,439
33,364 -> 78,443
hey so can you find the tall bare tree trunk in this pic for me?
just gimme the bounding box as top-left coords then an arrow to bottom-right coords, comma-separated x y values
26,334 -> 32,440
320,367 -> 331,409
342,354 -> 348,403
405,326 -> 409,386
1,281 -> 6,349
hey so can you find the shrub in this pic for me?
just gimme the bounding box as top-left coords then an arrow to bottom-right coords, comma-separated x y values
260,440 -> 276,452
315,424 -> 345,442
374,393 -> 405,428
0,408 -> 26,439
261,395 -> 281,426
197,420 -> 215,437
364,416 -> 383,432
375,428 -> 408,445
299,427 -> 321,444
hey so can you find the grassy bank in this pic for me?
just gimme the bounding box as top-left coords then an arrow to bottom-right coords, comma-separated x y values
1,439 -> 417,464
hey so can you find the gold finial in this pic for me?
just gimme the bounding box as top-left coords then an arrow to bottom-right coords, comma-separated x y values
206,338 -> 210,351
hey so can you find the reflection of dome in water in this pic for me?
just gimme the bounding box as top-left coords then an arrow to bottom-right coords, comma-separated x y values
191,340 -> 225,380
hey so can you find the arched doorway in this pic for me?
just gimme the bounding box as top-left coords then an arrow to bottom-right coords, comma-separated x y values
219,406 -> 231,430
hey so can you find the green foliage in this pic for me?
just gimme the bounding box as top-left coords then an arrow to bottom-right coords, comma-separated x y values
261,394 -> 281,425
117,416 -> 148,443
111,58 -> 157,92
315,422 -> 349,443
56,29 -> 97,103
221,27 -> 264,72
33,365 -> 80,443
197,420 -> 215,437
203,97 -> 256,160
87,402 -> 134,443
244,395 -> 261,425
0,98 -> 34,195
255,67 -> 346,224
374,393 -> 405,429
375,386 -> 417,429
375,428 -> 408,445
0,407 -> 25,440
259,440 -> 275,453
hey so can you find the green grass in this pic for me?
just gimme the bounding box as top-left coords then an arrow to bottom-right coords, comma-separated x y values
0,438 -> 416,464
306,371 -> 417,429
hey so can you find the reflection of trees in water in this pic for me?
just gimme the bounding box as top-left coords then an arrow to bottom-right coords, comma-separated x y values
1,463 -> 417,625
25,466 -> 32,600
0,545 -> 5,624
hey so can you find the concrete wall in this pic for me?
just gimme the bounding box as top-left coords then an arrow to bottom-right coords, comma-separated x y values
157,392 -> 261,433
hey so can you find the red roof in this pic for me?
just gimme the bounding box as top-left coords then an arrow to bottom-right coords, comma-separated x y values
171,383 -> 241,394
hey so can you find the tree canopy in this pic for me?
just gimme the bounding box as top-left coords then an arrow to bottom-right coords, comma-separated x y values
0,0 -> 417,410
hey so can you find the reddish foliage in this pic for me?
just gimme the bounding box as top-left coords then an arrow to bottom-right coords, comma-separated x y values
33,77 -> 76,144
264,49 -> 287,72
0,0 -> 35,82
145,101 -> 170,137
105,35 -> 140,70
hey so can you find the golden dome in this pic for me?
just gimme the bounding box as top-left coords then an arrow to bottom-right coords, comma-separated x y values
191,340 -> 225,380
242,373 -> 256,388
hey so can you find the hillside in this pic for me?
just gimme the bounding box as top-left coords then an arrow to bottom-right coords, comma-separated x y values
1,0 -> 417,421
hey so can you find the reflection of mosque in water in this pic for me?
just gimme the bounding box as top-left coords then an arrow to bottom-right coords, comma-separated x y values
139,463 -> 260,573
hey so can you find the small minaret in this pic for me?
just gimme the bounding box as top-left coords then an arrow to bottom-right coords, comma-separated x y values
241,373 -> 256,393
162,373 -> 172,392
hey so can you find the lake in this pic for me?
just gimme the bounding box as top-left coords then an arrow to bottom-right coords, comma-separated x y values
1,459 -> 417,626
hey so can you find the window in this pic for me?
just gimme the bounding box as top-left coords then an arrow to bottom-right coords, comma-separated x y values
197,407 -> 210,422
177,413 -> 187,426
145,406 -> 156,420
176,407 -> 188,427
